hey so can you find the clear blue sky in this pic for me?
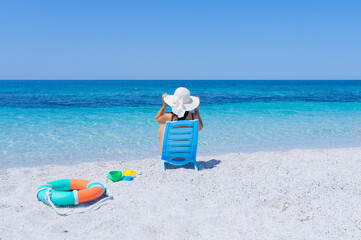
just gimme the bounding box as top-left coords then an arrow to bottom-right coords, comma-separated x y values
0,0 -> 360,80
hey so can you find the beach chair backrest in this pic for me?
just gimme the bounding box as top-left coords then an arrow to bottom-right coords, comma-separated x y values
161,120 -> 199,168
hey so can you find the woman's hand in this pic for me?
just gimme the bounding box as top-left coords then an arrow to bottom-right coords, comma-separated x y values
156,93 -> 168,123
162,93 -> 167,107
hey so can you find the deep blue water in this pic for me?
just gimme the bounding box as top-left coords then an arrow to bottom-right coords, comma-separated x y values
1,80 -> 361,169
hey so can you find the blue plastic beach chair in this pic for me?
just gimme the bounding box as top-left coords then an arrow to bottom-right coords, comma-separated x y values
161,120 -> 199,171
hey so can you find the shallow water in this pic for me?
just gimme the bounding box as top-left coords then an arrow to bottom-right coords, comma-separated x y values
1,80 -> 360,168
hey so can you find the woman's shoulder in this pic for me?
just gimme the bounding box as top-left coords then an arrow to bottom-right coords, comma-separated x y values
163,112 -> 173,121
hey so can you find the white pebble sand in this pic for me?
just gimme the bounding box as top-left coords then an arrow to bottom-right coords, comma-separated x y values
1,147 -> 361,239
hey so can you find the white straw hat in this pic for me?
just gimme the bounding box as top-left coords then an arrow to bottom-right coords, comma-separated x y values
164,87 -> 199,118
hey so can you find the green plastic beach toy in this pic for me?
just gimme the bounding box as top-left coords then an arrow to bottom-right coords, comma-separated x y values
107,171 -> 123,182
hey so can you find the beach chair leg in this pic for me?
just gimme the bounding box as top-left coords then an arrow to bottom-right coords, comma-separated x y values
194,161 -> 198,171
162,161 -> 166,171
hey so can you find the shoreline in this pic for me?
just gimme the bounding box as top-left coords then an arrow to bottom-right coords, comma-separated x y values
1,146 -> 361,239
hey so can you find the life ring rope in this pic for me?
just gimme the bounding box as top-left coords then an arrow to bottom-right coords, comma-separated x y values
43,188 -> 113,216
73,190 -> 79,205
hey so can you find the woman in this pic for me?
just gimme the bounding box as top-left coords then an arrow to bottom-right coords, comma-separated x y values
156,87 -> 204,153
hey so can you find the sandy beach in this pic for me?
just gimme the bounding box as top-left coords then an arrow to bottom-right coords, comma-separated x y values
1,147 -> 361,239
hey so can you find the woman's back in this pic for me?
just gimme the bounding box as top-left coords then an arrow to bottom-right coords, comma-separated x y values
170,111 -> 194,121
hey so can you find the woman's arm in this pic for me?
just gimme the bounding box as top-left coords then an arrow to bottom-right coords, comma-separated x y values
156,93 -> 168,123
194,97 -> 203,131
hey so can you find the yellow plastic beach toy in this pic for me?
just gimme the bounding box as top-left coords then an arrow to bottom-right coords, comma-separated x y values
123,170 -> 137,177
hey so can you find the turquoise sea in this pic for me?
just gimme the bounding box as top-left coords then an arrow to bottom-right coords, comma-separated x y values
1,80 -> 360,169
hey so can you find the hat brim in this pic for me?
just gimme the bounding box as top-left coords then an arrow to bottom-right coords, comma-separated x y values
164,95 -> 199,111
